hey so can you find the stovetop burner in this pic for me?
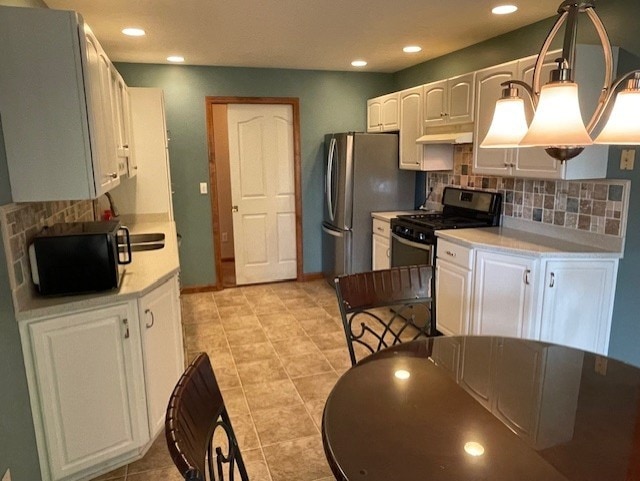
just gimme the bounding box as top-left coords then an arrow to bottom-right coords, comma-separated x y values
391,187 -> 502,246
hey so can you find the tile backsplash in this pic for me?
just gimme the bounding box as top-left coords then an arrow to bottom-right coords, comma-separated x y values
0,200 -> 94,309
426,144 -> 628,238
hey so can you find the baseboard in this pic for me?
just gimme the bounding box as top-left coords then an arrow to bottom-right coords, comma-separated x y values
180,284 -> 221,294
300,272 -> 323,281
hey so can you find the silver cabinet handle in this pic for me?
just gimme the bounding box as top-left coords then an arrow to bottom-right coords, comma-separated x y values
446,250 -> 456,257
123,318 -> 130,339
107,172 -> 118,179
376,226 -> 384,232
524,269 -> 531,285
145,308 -> 155,328
549,272 -> 555,288
386,248 -> 390,259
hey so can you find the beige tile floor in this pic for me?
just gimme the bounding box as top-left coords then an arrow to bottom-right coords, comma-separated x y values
92,279 -> 350,481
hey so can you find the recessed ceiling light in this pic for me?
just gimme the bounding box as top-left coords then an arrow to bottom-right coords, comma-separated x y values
492,4 -> 518,14
167,56 -> 185,63
121,27 -> 145,37
351,60 -> 367,67
403,46 -> 422,53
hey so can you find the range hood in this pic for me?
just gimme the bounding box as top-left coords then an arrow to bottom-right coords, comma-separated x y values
416,131 -> 473,144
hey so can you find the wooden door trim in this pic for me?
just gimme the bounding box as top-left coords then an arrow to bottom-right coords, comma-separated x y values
205,96 -> 303,290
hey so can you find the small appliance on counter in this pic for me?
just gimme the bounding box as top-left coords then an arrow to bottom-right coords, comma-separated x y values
28,221 -> 132,296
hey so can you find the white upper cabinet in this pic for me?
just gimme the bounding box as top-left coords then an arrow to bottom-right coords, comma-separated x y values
399,86 -> 424,170
367,92 -> 399,132
474,45 -> 616,179
110,67 -> 137,177
472,60 -> 519,176
424,72 -> 475,127
0,7 -> 121,201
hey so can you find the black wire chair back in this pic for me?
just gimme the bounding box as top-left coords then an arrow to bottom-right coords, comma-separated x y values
334,265 -> 435,366
165,353 -> 249,481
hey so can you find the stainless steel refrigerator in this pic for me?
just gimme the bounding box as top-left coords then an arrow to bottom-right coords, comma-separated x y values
322,132 -> 416,283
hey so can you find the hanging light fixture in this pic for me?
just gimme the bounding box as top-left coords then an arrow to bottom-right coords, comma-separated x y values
480,0 -> 640,162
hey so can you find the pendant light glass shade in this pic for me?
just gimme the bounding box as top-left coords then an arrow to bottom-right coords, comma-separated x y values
480,97 -> 529,148
519,82 -> 593,147
594,90 -> 640,144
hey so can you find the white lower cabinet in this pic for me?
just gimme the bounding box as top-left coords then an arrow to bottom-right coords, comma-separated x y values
471,250 -> 538,338
371,218 -> 391,270
20,275 -> 184,481
539,259 -> 617,355
435,239 -> 474,336
459,337 -> 583,449
436,236 -> 618,356
138,276 -> 184,436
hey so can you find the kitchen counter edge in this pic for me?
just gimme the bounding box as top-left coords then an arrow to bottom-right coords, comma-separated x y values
436,226 -> 623,259
15,221 -> 180,322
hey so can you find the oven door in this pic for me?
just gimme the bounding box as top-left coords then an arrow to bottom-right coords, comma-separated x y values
391,233 -> 434,267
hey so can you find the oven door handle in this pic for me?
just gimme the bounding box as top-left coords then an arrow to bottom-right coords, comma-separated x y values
391,233 -> 432,251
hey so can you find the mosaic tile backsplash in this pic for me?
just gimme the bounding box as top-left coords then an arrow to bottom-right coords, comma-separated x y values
0,200 -> 94,304
426,144 -> 627,237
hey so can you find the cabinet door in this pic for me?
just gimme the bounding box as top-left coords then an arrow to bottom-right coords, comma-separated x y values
423,80 -> 447,126
28,304 -> 146,481
138,276 -> 185,436
372,233 -> 390,270
540,259 -> 617,355
367,98 -> 382,132
84,27 -> 120,195
381,93 -> 399,131
399,86 -> 423,170
435,259 -> 471,336
513,52 -> 564,178
110,68 -> 135,177
472,250 -> 537,338
448,72 -> 475,124
473,61 -> 518,176
459,336 -> 495,409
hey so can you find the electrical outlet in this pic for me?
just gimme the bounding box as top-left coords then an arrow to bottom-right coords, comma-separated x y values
221,232 -> 228,242
595,356 -> 608,376
2,468 -> 11,481
620,149 -> 635,170
199,182 -> 208,194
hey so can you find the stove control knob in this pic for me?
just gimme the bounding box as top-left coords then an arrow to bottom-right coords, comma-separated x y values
417,232 -> 426,241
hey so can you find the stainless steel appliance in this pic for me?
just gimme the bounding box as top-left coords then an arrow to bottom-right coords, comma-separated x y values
390,187 -> 502,268
322,132 -> 415,283
29,221 -> 132,296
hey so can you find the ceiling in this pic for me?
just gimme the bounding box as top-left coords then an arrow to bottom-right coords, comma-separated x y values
43,0 -> 561,73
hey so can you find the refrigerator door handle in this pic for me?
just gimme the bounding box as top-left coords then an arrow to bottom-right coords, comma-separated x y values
326,137 -> 337,222
322,223 -> 344,238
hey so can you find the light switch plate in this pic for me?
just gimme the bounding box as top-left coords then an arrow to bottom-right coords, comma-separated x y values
199,182 -> 208,194
2,468 -> 11,481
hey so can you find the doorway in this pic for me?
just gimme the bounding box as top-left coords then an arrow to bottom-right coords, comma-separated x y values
205,97 -> 303,290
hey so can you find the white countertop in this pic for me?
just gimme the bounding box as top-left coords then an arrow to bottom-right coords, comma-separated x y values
436,227 -> 622,259
371,210 -> 424,222
16,221 -> 180,321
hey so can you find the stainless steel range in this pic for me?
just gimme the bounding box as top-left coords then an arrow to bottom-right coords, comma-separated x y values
390,187 -> 502,267
390,187 -> 502,330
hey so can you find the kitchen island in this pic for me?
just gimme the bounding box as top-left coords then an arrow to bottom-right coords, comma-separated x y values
15,219 -> 184,481
434,226 -> 621,356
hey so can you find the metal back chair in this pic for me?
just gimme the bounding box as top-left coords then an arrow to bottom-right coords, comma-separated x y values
334,265 -> 435,366
165,353 -> 249,481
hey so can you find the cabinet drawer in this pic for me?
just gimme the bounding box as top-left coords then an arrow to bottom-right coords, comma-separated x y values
372,218 -> 390,238
437,239 -> 472,269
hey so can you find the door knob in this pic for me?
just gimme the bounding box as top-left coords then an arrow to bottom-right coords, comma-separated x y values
232,205 -> 239,212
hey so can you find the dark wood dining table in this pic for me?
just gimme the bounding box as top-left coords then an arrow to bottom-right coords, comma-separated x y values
322,336 -> 640,481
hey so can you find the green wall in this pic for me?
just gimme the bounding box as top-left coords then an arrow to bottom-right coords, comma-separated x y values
115,63 -> 393,286
393,0 -> 640,367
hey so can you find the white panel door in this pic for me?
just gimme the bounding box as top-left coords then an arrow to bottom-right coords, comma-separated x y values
228,104 -> 297,285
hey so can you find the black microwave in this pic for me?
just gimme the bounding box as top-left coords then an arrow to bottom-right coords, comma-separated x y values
28,221 -> 132,296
